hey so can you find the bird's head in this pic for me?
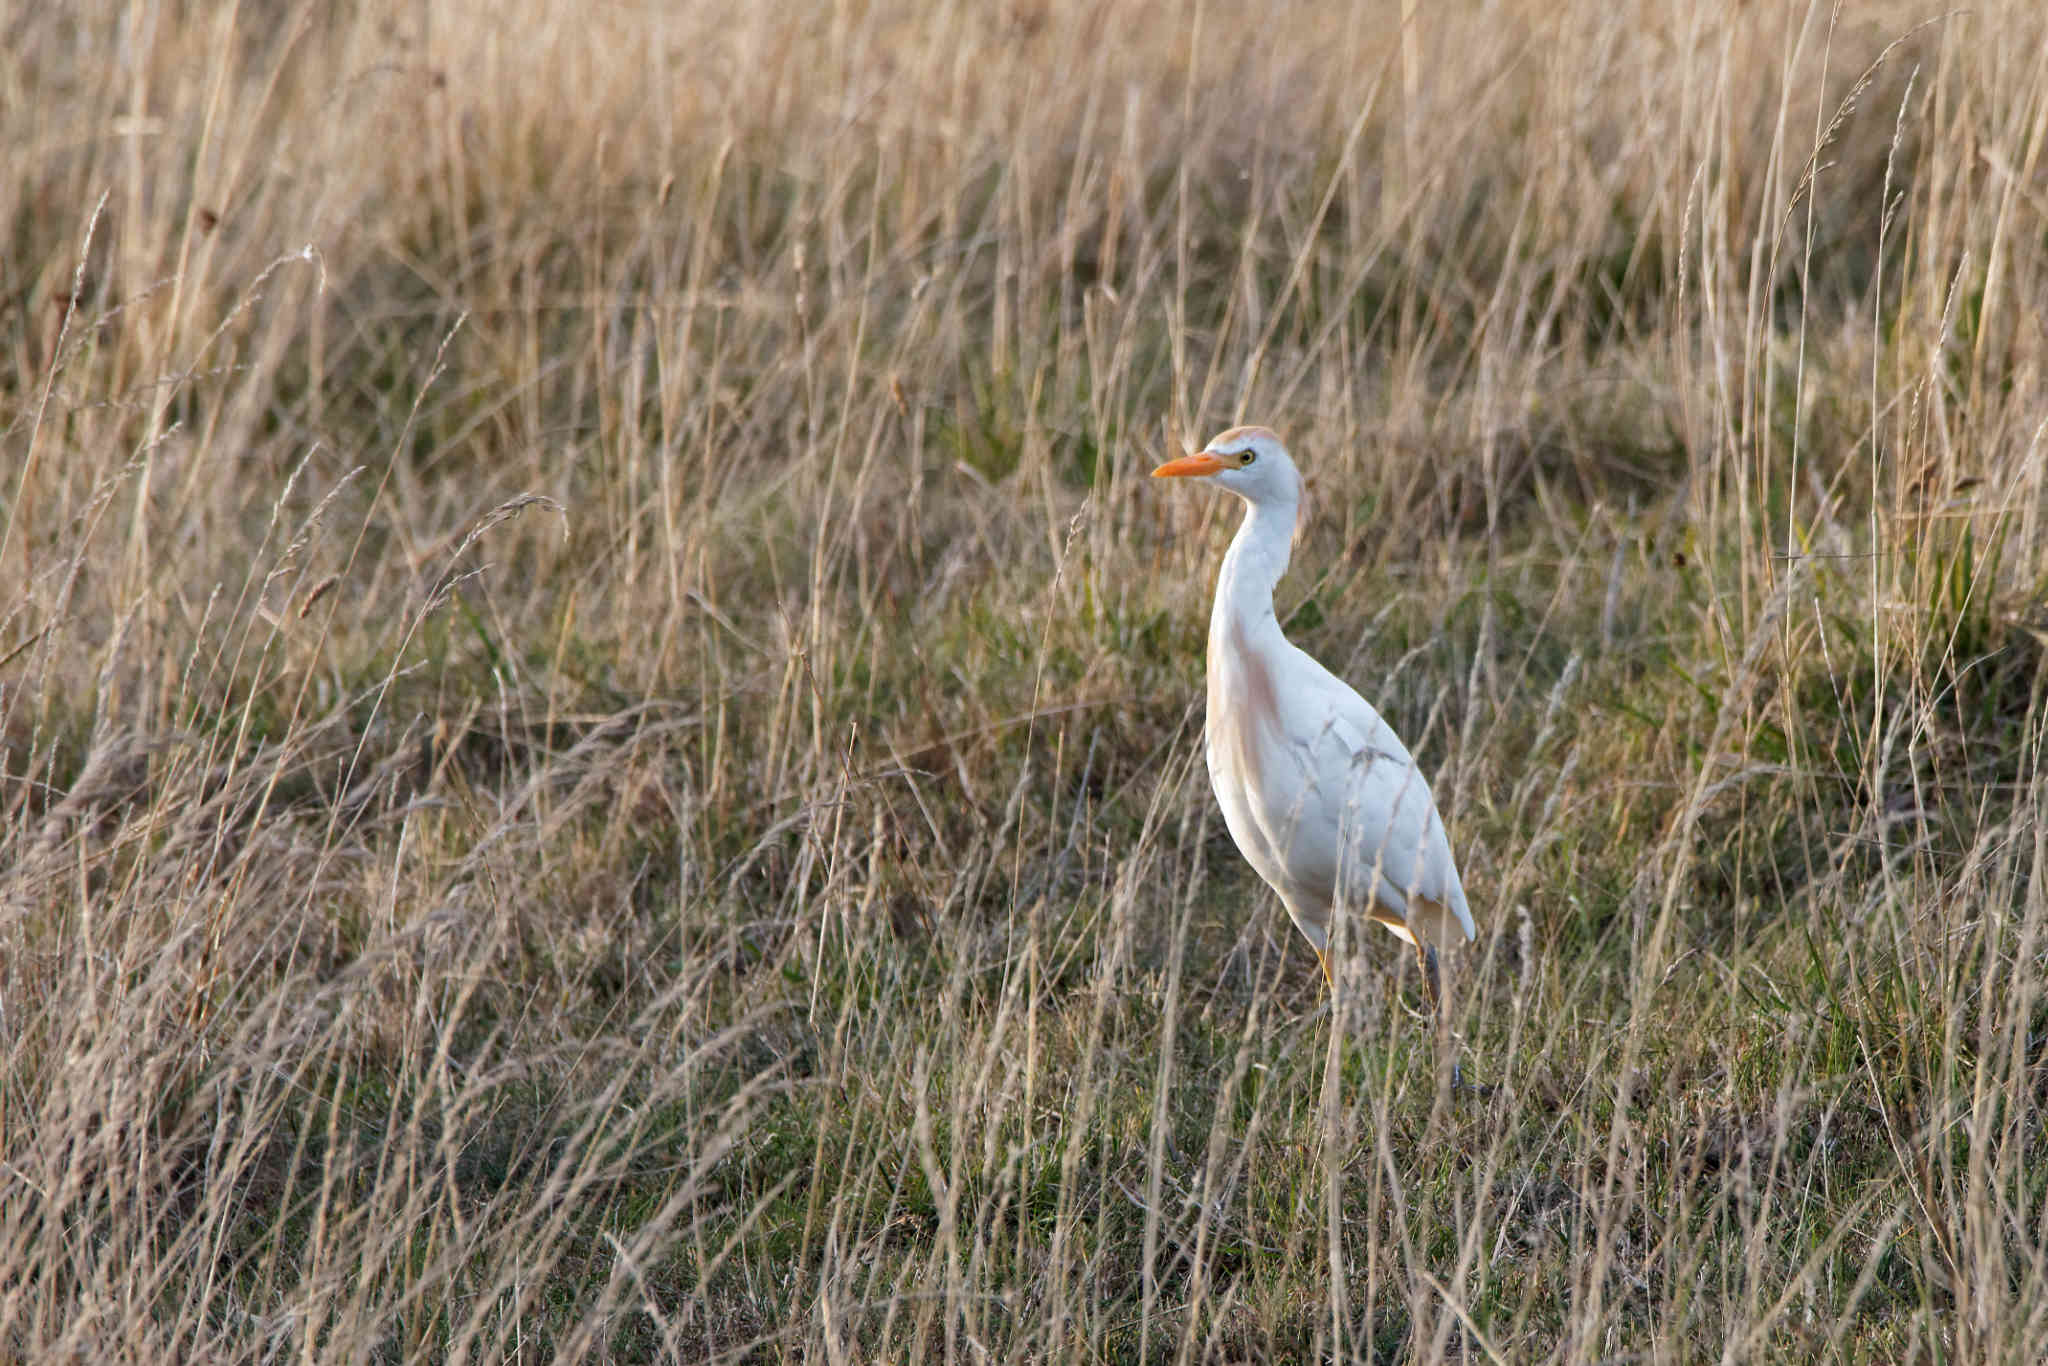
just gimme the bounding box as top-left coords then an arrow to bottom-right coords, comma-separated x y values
1151,425 -> 1302,507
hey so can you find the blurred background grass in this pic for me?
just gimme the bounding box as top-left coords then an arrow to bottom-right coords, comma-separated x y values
4,0 -> 2047,1360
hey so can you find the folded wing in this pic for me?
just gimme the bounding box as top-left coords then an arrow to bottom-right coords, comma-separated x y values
1266,649 -> 1475,947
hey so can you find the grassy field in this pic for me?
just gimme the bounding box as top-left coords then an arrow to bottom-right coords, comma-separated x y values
5,0 -> 2048,1360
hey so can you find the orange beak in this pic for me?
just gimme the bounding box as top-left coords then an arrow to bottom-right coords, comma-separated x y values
1151,451 -> 1229,478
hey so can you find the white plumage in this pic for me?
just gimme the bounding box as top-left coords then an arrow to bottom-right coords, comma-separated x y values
1154,425 -> 1474,996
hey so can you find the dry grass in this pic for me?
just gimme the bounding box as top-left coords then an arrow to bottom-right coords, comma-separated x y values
5,0 -> 2048,1360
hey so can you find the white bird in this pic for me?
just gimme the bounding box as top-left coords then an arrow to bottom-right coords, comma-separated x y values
1153,425 -> 1474,1007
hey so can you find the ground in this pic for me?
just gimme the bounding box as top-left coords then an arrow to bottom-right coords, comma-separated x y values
4,1 -> 2046,1361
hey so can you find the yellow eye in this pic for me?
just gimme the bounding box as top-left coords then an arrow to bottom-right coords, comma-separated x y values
1239,450 -> 1256,466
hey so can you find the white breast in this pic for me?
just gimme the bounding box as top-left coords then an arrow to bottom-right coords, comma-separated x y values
1207,618 -> 1473,952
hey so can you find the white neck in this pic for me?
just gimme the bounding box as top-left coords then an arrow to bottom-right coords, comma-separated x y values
1210,494 -> 1297,650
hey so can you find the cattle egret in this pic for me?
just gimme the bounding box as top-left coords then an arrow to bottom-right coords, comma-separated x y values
1153,426 -> 1475,1011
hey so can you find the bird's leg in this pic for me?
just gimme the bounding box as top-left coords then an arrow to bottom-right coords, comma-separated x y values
1414,940 -> 1440,1015
1316,948 -> 1333,993
1416,941 -> 1466,1092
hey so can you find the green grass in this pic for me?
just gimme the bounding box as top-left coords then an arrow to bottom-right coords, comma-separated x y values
6,0 -> 2048,1360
